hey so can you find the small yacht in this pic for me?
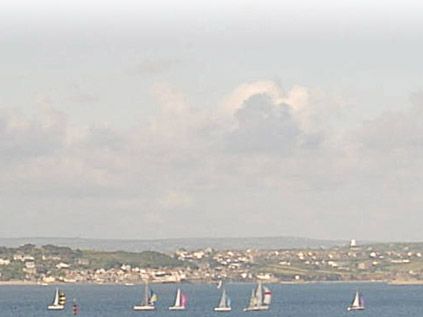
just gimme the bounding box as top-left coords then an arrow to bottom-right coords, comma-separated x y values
168,288 -> 188,310
347,291 -> 365,311
133,282 -> 158,311
47,288 -> 67,310
243,282 -> 272,311
214,288 -> 231,312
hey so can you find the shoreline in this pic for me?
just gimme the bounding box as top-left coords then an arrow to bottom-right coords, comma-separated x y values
0,281 -> 41,286
387,280 -> 423,286
0,280 -> 401,286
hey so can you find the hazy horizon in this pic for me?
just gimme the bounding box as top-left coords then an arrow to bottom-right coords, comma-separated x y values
1,0 -> 423,241
0,234 -> 346,241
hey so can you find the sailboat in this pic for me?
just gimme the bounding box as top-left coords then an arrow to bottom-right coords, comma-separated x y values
133,282 -> 158,311
347,291 -> 365,311
47,288 -> 67,310
243,282 -> 272,311
168,288 -> 188,310
214,288 -> 231,312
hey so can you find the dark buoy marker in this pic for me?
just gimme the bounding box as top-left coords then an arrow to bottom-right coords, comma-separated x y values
72,299 -> 79,315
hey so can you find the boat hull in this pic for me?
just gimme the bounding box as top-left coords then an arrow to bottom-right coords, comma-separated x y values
47,305 -> 65,310
214,307 -> 232,312
133,305 -> 155,311
168,306 -> 186,310
347,306 -> 365,311
243,306 -> 269,311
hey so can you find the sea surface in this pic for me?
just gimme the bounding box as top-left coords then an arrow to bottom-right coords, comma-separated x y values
0,283 -> 422,316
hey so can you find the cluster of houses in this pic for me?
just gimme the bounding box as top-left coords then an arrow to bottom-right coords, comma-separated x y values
171,242 -> 423,283
2,241 -> 423,284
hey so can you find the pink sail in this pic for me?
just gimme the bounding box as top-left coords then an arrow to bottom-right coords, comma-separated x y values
181,293 -> 188,307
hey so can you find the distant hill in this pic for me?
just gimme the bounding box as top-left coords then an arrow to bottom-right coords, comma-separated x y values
0,244 -> 188,281
0,236 -> 346,252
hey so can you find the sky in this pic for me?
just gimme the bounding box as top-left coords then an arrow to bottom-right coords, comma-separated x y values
1,0 -> 423,241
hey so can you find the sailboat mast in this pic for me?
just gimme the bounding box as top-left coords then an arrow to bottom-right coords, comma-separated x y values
144,282 -> 149,305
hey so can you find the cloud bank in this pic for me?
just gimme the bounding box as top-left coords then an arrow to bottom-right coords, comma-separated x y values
0,81 -> 422,240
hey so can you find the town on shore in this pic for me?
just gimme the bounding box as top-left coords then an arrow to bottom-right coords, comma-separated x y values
1,240 -> 423,285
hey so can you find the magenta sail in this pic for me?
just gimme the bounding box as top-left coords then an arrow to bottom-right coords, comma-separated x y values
359,295 -> 365,307
181,293 -> 188,307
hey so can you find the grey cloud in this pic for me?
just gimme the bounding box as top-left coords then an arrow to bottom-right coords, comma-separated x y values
225,94 -> 321,155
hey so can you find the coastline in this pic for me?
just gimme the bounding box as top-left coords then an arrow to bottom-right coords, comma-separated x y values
0,281 -> 40,286
387,280 -> 423,286
0,280 -> 394,286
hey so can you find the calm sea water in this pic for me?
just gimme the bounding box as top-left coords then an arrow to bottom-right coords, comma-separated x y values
0,283 -> 422,316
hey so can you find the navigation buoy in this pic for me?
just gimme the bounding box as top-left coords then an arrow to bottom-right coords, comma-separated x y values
72,302 -> 79,315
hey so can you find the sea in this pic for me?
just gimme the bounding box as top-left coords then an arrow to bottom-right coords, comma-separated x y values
0,283 -> 422,316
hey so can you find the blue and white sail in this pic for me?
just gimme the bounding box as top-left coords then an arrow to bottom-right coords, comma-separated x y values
214,288 -> 231,312
133,282 -> 157,311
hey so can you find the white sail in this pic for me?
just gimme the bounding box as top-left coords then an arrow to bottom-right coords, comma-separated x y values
263,286 -> 272,305
249,289 -> 256,307
255,282 -> 263,305
53,288 -> 59,306
174,288 -> 181,307
351,292 -> 360,307
218,289 -> 227,308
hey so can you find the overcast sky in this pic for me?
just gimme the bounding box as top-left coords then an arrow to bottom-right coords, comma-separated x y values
1,0 -> 423,241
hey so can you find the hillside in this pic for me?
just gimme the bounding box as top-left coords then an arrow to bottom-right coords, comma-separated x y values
0,236 -> 345,252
